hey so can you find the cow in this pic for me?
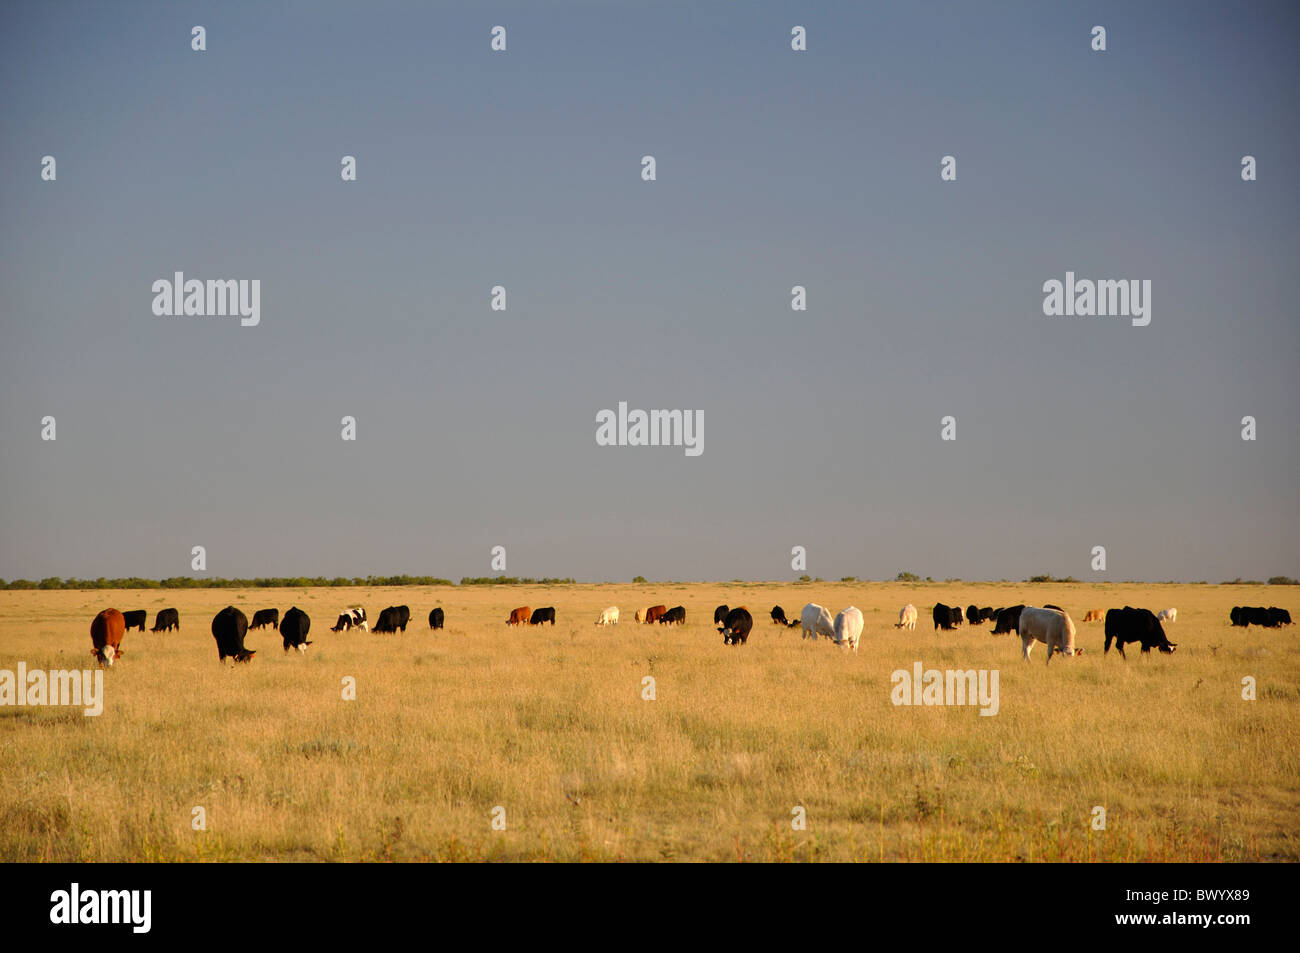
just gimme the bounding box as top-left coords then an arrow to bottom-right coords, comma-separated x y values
507,606 -> 532,627
895,604 -> 918,630
644,605 -> 667,624
714,605 -> 730,625
978,607 -> 996,622
1230,606 -> 1247,627
250,608 -> 280,631
121,610 -> 147,632
833,607 -> 864,651
1156,608 -> 1177,624
635,608 -> 646,623
1018,606 -> 1080,664
90,609 -> 126,667
992,605 -> 1025,635
1104,606 -> 1176,658
719,607 -> 754,645
280,607 -> 312,654
966,605 -> 981,626
375,606 -> 411,633
530,607 -> 556,626
770,605 -> 791,626
800,603 -> 835,641
211,606 -> 255,663
330,608 -> 366,632
659,606 -> 686,625
150,608 -> 180,633
428,608 -> 445,630
1082,609 -> 1103,623
1246,606 -> 1271,627
1268,607 -> 1292,627
933,603 -> 957,631
596,606 -> 619,626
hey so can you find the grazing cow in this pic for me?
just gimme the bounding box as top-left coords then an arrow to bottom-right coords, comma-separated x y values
211,606 -> 255,663
1104,607 -> 1176,658
280,607 -> 312,654
1018,606 -> 1080,664
978,607 -> 996,622
507,606 -> 532,627
150,608 -> 180,633
250,608 -> 280,631
1229,606 -> 1246,627
1267,607 -> 1292,627
530,607 -> 556,626
375,606 -> 410,633
596,606 -> 619,626
1156,608 -> 1177,624
659,606 -> 686,625
992,605 -> 1025,635
714,605 -> 730,625
966,605 -> 981,626
635,608 -> 646,623
330,607 -> 366,632
90,609 -> 126,667
428,608 -> 445,630
121,610 -> 147,632
800,603 -> 835,641
770,605 -> 791,626
895,604 -> 918,630
932,603 -> 957,631
1082,609 -> 1103,623
719,607 -> 754,645
644,605 -> 667,624
833,607 -> 864,651
1246,606 -> 1270,627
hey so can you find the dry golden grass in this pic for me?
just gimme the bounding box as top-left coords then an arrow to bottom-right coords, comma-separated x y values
1,582 -> 1296,862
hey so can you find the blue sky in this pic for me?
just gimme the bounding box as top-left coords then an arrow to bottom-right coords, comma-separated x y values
1,1 -> 1296,582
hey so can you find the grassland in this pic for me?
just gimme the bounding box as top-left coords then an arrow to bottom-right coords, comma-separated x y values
1,582 -> 1296,862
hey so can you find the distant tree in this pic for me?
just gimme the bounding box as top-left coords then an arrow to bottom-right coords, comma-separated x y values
632,576 -> 647,584
895,571 -> 920,582
1268,576 -> 1298,585
841,576 -> 856,582
798,575 -> 811,583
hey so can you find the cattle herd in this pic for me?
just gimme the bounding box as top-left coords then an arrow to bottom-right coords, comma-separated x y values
80,596 -> 1292,667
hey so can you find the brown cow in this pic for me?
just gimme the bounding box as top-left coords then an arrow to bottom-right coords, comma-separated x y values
644,605 -> 667,624
1083,609 -> 1103,622
508,606 -> 532,626
90,608 -> 126,667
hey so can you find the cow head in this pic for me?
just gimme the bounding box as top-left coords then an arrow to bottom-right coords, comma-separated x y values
297,641 -> 312,654
1159,642 -> 1176,654
101,644 -> 117,667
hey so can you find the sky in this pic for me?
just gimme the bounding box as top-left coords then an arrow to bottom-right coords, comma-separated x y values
1,0 -> 1297,584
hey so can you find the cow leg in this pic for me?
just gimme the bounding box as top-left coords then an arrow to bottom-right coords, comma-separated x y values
1021,636 -> 1033,661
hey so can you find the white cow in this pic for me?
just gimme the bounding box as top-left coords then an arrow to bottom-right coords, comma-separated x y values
1156,607 -> 1177,624
1018,606 -> 1080,664
833,607 -> 864,651
800,603 -> 836,641
895,604 -> 918,630
596,606 -> 619,626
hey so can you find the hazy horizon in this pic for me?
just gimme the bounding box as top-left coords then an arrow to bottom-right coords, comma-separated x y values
2,1 -> 1297,584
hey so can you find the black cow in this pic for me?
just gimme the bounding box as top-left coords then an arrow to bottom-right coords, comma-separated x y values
429,607 -> 445,629
250,608 -> 280,631
992,605 -> 1025,635
966,605 -> 981,625
150,607 -> 180,633
770,605 -> 791,626
659,606 -> 686,625
1230,606 -> 1246,627
933,603 -> 956,631
1268,607 -> 1292,627
373,605 -> 411,633
121,610 -> 147,632
1104,607 -> 1176,658
979,607 -> 996,622
719,607 -> 754,645
1247,606 -> 1271,627
281,607 -> 312,653
714,605 -> 729,625
530,607 -> 556,626
211,606 -> 255,663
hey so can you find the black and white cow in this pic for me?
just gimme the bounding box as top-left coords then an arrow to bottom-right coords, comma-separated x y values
719,607 -> 754,645
330,607 -> 367,632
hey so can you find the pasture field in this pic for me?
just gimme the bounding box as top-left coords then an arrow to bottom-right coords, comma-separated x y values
1,582 -> 1297,862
